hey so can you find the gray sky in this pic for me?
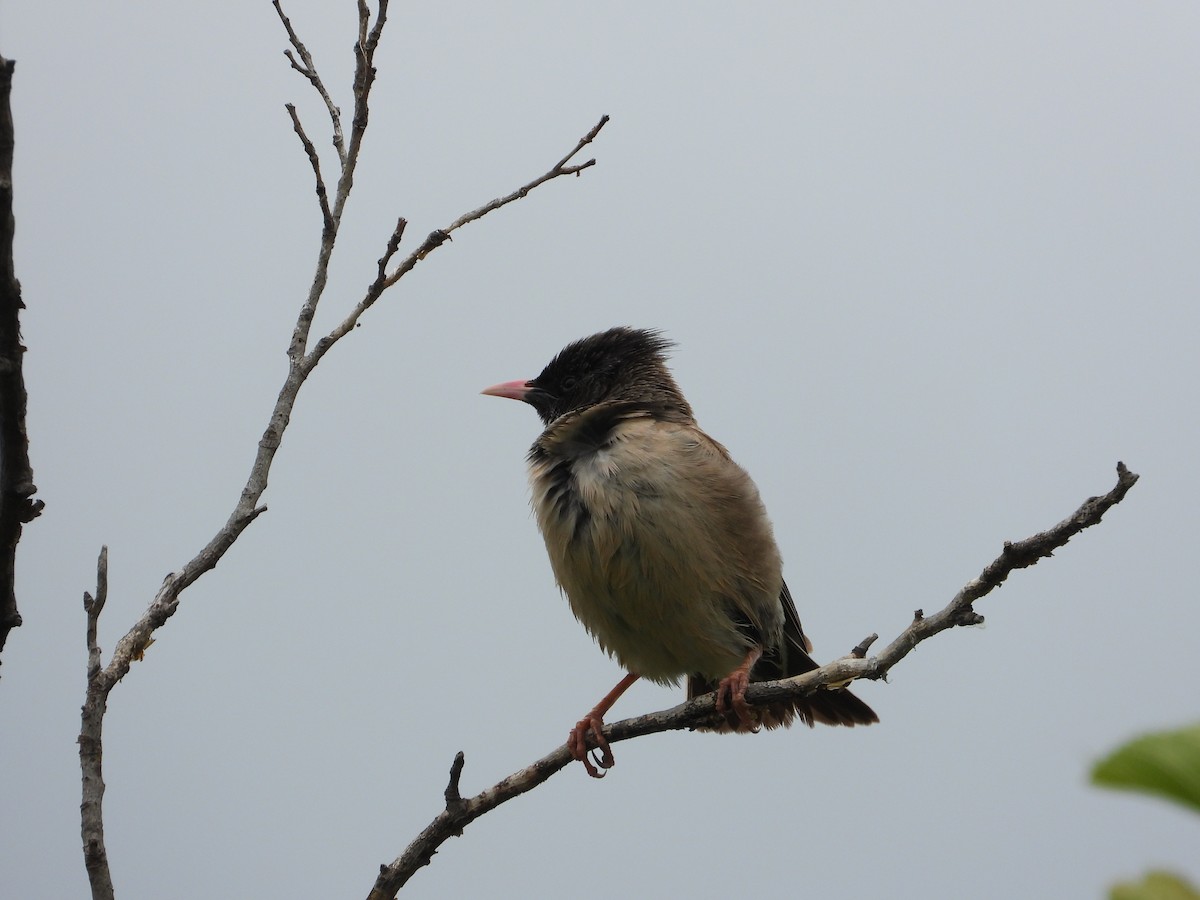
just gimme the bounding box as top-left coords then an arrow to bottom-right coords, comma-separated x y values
3,2 -> 1198,897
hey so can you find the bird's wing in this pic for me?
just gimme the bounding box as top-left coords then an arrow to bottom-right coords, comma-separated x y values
779,578 -> 814,654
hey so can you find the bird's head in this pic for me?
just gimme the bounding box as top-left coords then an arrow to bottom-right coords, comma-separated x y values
482,326 -> 692,425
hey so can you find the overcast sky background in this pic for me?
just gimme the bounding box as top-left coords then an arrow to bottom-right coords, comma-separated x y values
3,2 -> 1198,898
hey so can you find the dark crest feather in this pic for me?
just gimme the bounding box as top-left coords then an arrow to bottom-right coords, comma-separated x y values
524,327 -> 692,425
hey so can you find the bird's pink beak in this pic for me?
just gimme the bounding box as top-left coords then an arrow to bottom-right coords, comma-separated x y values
481,379 -> 533,402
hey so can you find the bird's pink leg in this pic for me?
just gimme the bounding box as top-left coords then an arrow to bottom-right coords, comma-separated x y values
569,672 -> 640,778
716,645 -> 764,731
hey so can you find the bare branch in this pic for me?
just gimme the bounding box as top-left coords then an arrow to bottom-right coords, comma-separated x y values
76,6 -> 602,896
376,217 -> 407,283
305,116 -> 610,371
0,54 -> 42,669
830,459 -> 1142,684
548,113 -> 609,175
273,0 -> 345,166
83,547 -> 108,680
77,500 -> 267,898
437,114 -> 610,244
281,0 -> 390,365
366,462 -> 1139,898
332,0 -> 385,224
286,103 -> 334,235
79,547 -> 113,900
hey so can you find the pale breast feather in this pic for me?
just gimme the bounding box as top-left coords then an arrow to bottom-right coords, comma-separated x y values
527,406 -> 786,681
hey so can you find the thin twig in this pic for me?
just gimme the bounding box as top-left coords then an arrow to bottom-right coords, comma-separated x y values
286,103 -> 334,235
83,547 -> 107,680
437,114 -> 609,244
282,0 -> 388,365
365,462 -> 1139,898
305,115 -> 610,370
272,0 -> 346,166
376,218 -> 407,283
333,0 -> 386,224
79,548 -> 113,900
547,113 -> 609,175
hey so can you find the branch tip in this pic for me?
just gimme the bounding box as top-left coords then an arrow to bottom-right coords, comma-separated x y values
444,751 -> 466,808
286,105 -> 333,230
851,633 -> 879,658
91,548 -> 109,614
275,0 -> 347,166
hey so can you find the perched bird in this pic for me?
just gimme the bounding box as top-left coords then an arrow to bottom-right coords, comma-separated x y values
483,327 -> 876,777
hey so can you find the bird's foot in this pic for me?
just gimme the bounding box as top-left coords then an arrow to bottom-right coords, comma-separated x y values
568,712 -> 614,778
716,647 -> 764,732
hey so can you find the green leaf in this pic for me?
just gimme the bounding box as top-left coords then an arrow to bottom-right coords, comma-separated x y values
1110,871 -> 1200,900
1092,724 -> 1200,814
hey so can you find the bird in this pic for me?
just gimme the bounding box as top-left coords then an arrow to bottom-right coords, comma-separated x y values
482,327 -> 877,778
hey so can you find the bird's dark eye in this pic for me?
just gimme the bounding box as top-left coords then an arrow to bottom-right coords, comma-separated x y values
560,375 -> 580,392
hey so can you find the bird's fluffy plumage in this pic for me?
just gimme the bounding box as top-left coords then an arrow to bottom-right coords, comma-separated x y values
489,326 -> 876,742
530,407 -> 782,687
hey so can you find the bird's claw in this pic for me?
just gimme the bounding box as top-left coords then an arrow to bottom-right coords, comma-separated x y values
587,748 -> 609,778
716,668 -> 760,732
569,713 -> 614,778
